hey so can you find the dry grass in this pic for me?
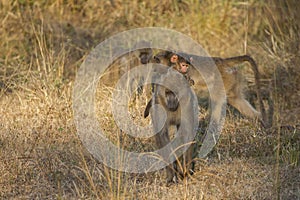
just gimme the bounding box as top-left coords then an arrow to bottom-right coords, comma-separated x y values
0,0 -> 299,199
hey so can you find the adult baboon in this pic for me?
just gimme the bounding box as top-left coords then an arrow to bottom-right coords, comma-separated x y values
146,65 -> 198,185
153,51 -> 272,128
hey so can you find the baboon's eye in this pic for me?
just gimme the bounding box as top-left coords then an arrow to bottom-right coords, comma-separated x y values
181,63 -> 189,68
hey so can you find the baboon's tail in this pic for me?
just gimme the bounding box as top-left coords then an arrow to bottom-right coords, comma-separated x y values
144,98 -> 152,118
224,55 -> 271,128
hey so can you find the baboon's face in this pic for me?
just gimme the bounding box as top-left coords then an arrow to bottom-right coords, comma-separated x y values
139,49 -> 153,64
165,89 -> 179,112
178,59 -> 189,74
154,51 -> 190,74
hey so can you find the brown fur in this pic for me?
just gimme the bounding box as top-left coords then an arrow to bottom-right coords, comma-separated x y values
153,51 -> 272,128
147,67 -> 196,185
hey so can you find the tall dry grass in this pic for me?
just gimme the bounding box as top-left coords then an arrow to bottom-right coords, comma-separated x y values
0,0 -> 299,199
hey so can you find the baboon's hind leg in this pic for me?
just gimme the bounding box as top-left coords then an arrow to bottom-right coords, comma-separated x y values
228,96 -> 262,121
155,126 -> 176,184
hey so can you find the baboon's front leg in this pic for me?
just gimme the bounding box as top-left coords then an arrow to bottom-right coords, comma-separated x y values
154,125 -> 175,184
177,142 -> 195,179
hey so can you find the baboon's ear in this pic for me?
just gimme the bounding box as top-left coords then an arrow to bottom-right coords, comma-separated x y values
170,54 -> 178,63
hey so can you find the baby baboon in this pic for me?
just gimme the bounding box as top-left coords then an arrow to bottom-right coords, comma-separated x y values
154,51 -> 272,128
153,51 -> 195,86
145,66 -> 197,185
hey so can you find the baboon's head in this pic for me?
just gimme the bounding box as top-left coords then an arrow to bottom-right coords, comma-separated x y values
132,40 -> 153,64
165,89 -> 179,112
154,51 -> 191,74
177,56 -> 190,74
138,48 -> 153,64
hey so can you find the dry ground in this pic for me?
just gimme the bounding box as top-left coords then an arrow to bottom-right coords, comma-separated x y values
0,0 -> 299,199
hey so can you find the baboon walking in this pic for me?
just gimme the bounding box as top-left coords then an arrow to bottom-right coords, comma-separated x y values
154,51 -> 272,128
